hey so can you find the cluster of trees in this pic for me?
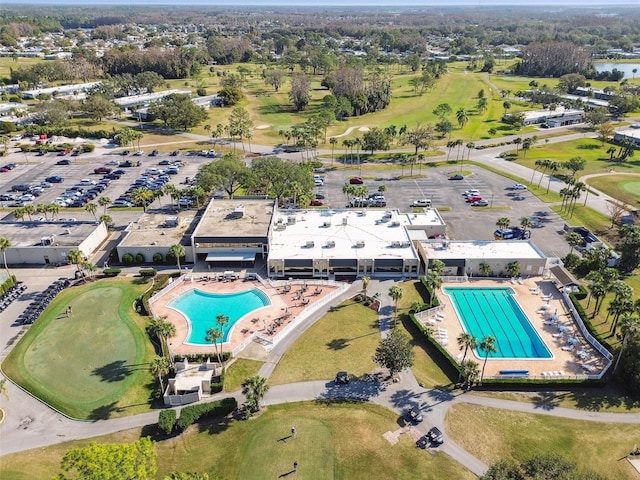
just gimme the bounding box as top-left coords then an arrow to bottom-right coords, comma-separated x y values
514,41 -> 592,78
147,93 -> 207,131
481,453 -> 609,480
196,153 -> 315,206
100,46 -> 203,79
10,58 -> 99,87
320,66 -> 392,118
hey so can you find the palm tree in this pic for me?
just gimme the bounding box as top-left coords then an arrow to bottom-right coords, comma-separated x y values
0,237 -> 12,280
206,327 -> 224,366
148,316 -> 176,358
520,217 -> 533,235
460,360 -> 480,391
36,203 -> 48,220
98,196 -> 111,215
362,276 -> 371,299
466,142 -> 475,160
329,137 -> 337,165
479,336 -> 497,383
388,285 -> 404,325
476,97 -> 488,113
131,187 -> 154,213
564,232 -> 583,255
545,161 -> 560,193
457,332 -> 478,365
241,375 -> 270,413
47,202 -> 60,220
456,107 -> 468,128
496,217 -> 511,229
613,315 -> 640,373
66,248 -> 84,273
85,202 -> 97,221
23,204 -> 35,221
216,314 -> 229,365
150,356 -> 171,394
505,261 -> 520,279
479,262 -> 491,277
502,101 -> 511,115
168,244 -> 186,272
100,214 -> 113,227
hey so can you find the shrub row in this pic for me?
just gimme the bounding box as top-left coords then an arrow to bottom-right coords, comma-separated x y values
139,269 -> 157,278
174,352 -> 231,364
158,409 -> 176,435
23,125 -> 116,140
175,397 -> 237,431
569,291 -> 614,353
122,252 -> 169,264
419,277 -> 440,308
1,275 -> 17,294
138,273 -> 179,316
211,368 -> 225,394
102,268 -> 121,277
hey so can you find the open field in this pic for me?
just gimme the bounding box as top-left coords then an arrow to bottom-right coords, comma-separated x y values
446,403 -> 640,480
1,278 -> 156,420
224,358 -> 263,392
0,402 -> 476,480
268,300 -> 379,385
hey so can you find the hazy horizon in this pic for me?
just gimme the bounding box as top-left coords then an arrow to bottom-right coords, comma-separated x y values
3,0 -> 639,5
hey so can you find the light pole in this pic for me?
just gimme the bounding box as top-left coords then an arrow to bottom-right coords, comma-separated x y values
490,194 -> 494,207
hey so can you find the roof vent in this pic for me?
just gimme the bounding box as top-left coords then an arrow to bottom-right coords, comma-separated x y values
325,240 -> 335,248
342,217 -> 348,225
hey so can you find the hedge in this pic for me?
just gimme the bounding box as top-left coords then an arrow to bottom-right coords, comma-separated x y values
569,291 -> 614,353
158,409 -> 176,435
122,253 -> 134,264
102,268 -> 121,277
175,352 -> 231,364
211,368 -> 225,394
175,397 -> 237,431
1,275 -> 17,294
23,125 -> 116,140
139,268 -> 157,277
138,273 -> 180,316
135,253 -> 145,264
152,253 -> 163,263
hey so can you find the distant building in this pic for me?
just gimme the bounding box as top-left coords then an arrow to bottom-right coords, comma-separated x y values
22,82 -> 102,100
504,107 -> 584,127
613,125 -> 640,148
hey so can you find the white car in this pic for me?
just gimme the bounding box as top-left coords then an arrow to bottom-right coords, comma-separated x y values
411,199 -> 432,207
462,189 -> 480,197
511,184 -> 527,190
19,193 -> 35,202
178,197 -> 194,207
78,179 -> 96,186
314,179 -> 324,186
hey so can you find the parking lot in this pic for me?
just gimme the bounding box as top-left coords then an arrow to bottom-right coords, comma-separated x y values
316,165 -> 571,259
0,148 -> 208,215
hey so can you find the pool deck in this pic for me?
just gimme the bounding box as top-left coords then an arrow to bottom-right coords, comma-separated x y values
152,276 -> 338,355
420,278 -> 608,379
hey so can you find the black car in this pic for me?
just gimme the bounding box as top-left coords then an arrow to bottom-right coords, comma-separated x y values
405,408 -> 423,424
45,175 -> 64,183
170,150 -> 179,156
150,149 -> 159,156
159,159 -> 171,165
427,427 -> 444,445
335,371 -> 350,385
113,169 -> 126,175
56,159 -> 71,166
315,193 -> 325,200
449,174 -> 464,180
36,150 -> 46,156
121,150 -> 130,156
3,163 -> 16,170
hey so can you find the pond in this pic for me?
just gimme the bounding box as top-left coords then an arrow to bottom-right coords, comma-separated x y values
594,62 -> 640,78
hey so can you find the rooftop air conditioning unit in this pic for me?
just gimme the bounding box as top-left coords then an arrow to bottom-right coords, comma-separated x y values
306,240 -> 315,248
288,216 -> 296,225
391,241 -> 401,248
355,240 -> 365,248
390,221 -> 400,227
322,221 -> 330,228
325,240 -> 335,248
342,217 -> 348,225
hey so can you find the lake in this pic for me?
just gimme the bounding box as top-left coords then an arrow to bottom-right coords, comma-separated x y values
594,63 -> 640,77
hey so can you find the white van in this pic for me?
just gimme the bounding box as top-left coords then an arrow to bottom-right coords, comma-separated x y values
411,199 -> 432,208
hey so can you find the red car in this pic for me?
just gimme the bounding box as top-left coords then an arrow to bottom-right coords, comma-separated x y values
94,167 -> 112,174
349,176 -> 364,184
466,195 -> 482,203
310,199 -> 324,206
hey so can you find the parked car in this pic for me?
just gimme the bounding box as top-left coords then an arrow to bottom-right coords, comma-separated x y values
170,150 -> 179,156
335,371 -> 350,385
462,189 -> 480,197
411,199 -> 432,208
315,193 -> 325,200
111,199 -> 132,208
405,408 -> 423,424
11,183 -> 31,192
0,167 -> 10,173
165,166 -> 179,175
349,176 -> 364,184
471,199 -> 489,207
510,183 -> 527,190
314,179 -> 324,186
149,149 -> 159,156
113,169 -> 126,176
449,174 -> 464,180
46,175 -> 64,183
39,181 -> 52,188
427,427 -> 444,445
94,167 -> 112,174
28,187 -> 43,196
133,150 -> 144,156
55,159 -> 71,165
78,179 -> 96,186
0,194 -> 17,201
177,197 -> 194,207
121,150 -> 130,156
3,163 -> 16,170
466,195 -> 483,203
19,193 -> 35,202
310,199 -> 324,206
36,150 -> 47,156
158,159 -> 171,165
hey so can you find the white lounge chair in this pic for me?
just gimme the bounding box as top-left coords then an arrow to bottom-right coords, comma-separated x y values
561,345 -> 574,351
552,332 -> 564,338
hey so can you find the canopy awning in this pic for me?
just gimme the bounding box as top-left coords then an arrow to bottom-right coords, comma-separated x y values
549,265 -> 580,287
205,251 -> 256,262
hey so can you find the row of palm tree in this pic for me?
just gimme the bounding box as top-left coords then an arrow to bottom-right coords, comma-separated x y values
456,333 -> 498,387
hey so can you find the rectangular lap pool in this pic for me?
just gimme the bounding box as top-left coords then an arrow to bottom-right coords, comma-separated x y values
443,286 -> 552,359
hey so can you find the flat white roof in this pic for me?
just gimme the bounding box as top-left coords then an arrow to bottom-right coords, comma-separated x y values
268,208 -> 442,261
522,107 -> 583,122
114,89 -> 192,107
420,240 -> 545,260
615,128 -> 640,140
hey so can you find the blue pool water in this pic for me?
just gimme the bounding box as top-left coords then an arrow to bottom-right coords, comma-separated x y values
169,288 -> 270,345
443,287 -> 552,359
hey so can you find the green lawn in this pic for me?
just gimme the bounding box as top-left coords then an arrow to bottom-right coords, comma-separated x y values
1,278 -> 156,420
224,358 -> 263,392
0,402 -> 475,480
268,300 -> 379,385
447,404 -> 639,480
587,174 -> 640,209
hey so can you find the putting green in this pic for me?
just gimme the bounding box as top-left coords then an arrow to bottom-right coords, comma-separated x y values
23,287 -> 136,402
2,279 -> 153,419
587,174 -> 640,207
620,180 -> 640,195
